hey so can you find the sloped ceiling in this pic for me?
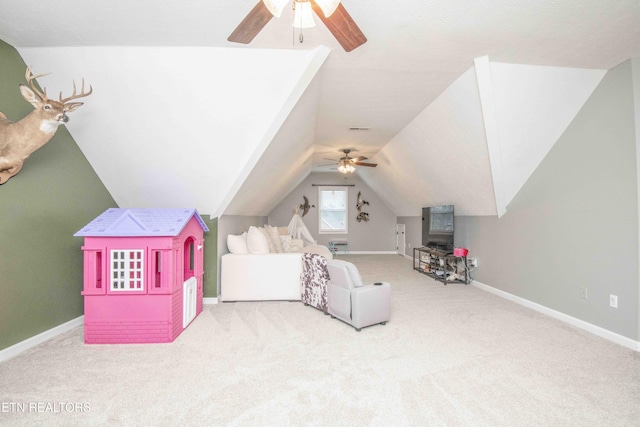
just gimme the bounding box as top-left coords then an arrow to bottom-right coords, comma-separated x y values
222,62 -> 325,216
358,67 -> 496,217
17,46 -> 329,216
1,0 -> 639,219
483,61 -> 606,213
360,61 -> 607,217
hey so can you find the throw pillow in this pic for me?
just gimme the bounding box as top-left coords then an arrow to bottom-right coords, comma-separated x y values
227,233 -> 248,254
264,225 -> 284,253
280,235 -> 293,252
290,238 -> 304,252
247,226 -> 270,254
258,227 -> 277,253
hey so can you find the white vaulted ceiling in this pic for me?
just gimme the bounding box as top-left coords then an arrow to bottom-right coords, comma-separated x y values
358,61 -> 606,216
0,0 -> 638,218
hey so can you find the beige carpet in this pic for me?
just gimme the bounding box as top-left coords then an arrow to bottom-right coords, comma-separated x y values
1,255 -> 639,426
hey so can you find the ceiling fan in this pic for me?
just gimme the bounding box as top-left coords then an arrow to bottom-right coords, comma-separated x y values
322,149 -> 377,173
228,0 -> 367,52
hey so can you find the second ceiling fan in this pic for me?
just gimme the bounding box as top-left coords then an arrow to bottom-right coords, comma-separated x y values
323,149 -> 377,174
228,0 -> 367,52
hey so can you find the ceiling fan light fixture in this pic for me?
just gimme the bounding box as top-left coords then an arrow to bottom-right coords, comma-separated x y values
229,0 -> 366,52
293,0 -> 316,28
315,0 -> 341,17
337,159 -> 355,174
263,0 -> 289,17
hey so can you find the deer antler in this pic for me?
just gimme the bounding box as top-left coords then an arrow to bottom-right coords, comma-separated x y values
59,79 -> 93,104
25,66 -> 50,100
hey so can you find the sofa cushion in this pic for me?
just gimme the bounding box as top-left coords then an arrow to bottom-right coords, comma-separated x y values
227,232 -> 248,254
247,226 -> 270,254
301,244 -> 333,259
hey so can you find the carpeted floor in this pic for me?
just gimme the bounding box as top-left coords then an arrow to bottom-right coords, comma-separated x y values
1,254 -> 639,426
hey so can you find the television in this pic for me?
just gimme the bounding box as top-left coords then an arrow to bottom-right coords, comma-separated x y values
422,205 -> 454,252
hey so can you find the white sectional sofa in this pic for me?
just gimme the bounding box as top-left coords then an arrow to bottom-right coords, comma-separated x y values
221,252 -> 305,301
220,225 -> 332,302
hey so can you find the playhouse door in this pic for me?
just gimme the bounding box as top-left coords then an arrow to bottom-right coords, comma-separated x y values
183,276 -> 197,328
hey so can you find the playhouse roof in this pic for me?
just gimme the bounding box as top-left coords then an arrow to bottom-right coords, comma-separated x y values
74,208 -> 209,237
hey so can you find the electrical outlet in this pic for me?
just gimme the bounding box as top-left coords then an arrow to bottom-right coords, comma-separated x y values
610,294 -> 618,308
580,287 -> 588,300
468,258 -> 478,267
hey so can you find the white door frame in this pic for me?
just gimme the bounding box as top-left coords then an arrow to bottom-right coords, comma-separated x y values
396,224 -> 406,256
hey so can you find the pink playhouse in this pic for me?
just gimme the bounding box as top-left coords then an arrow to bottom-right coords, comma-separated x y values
74,208 -> 209,344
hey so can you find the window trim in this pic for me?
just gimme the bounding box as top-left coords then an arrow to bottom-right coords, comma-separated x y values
318,186 -> 348,235
110,249 -> 145,292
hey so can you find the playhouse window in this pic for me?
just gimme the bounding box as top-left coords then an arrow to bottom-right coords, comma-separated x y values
95,251 -> 102,289
153,250 -> 162,288
184,237 -> 195,281
111,250 -> 144,291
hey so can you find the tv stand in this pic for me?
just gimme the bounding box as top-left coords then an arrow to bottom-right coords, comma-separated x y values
413,247 -> 470,285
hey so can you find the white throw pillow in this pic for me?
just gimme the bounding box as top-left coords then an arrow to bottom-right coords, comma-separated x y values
277,226 -> 289,236
227,233 -> 248,254
247,226 -> 270,254
290,239 -> 304,252
259,227 -> 277,253
264,225 -> 284,253
280,235 -> 293,252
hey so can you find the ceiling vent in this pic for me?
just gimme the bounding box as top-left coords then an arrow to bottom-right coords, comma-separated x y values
349,127 -> 370,131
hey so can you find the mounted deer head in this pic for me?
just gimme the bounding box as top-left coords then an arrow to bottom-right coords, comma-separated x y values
0,66 -> 92,184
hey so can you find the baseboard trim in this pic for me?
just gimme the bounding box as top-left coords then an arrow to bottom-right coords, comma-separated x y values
203,297 -> 218,305
472,280 -> 640,352
0,316 -> 84,363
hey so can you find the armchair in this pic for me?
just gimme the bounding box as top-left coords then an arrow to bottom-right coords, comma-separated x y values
326,259 -> 391,331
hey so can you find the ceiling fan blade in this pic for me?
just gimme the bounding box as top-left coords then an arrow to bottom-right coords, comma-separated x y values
310,1 -> 367,52
350,156 -> 368,162
322,158 -> 339,162
354,162 -> 377,167
228,1 -> 273,44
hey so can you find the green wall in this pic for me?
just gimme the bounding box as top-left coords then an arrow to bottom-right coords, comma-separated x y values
0,40 -> 118,351
202,216 -> 218,298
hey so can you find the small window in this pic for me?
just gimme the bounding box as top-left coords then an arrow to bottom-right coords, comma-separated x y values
184,237 -> 196,281
110,249 -> 144,292
318,186 -> 348,234
153,250 -> 162,288
95,251 -> 102,289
